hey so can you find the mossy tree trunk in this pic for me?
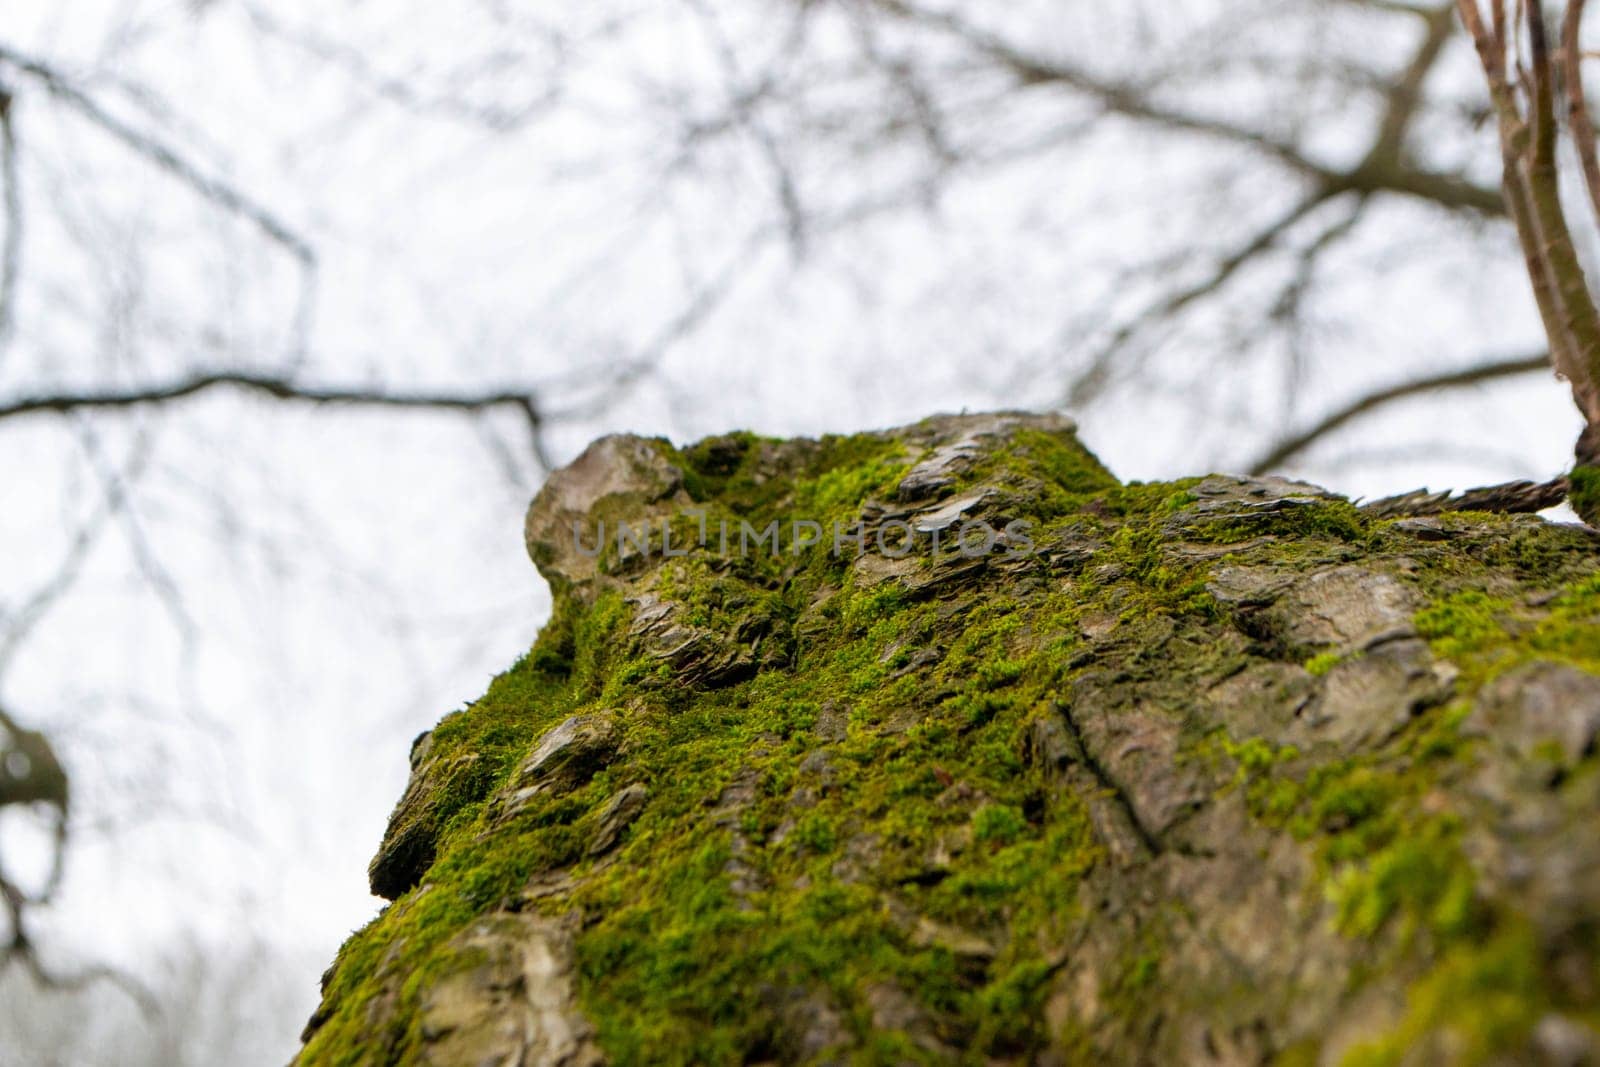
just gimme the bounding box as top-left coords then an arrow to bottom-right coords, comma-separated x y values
299,414 -> 1600,1066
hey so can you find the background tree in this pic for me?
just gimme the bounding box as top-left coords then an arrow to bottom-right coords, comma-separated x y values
0,1 -> 1593,1059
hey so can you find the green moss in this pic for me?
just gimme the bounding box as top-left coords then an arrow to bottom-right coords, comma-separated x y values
1408,571 -> 1600,697
1568,464 -> 1600,527
1304,650 -> 1341,676
1217,695 -> 1491,960
1188,497 -> 1373,547
793,452 -> 909,516
1531,573 -> 1600,667
303,420 -> 1600,1065
1008,428 -> 1118,495
973,804 -> 1027,846
675,432 -> 773,509
1092,478 -> 1202,520
958,426 -> 1119,524
1327,818 -> 1480,942
1338,923 -> 1551,1067
1414,590 -> 1509,660
1097,525 -> 1220,620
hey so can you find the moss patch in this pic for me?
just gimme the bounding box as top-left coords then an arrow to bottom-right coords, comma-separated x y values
299,421 -> 1600,1066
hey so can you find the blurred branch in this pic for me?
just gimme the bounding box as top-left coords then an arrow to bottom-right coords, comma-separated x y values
1564,2 -> 1600,242
72,421 -> 195,645
5,941 -> 158,1019
1365,3 -> 1458,166
1272,195 -> 1372,382
1066,192 -> 1339,407
1338,0 -> 1452,14
1247,352 -> 1550,472
684,0 -> 811,256
0,43 -> 313,266
0,371 -> 554,471
0,433 -> 152,677
0,706 -> 152,1015
0,81 -> 18,362
0,371 -> 541,419
1040,1 -> 1490,409
873,0 -> 1504,216
237,4 -> 564,132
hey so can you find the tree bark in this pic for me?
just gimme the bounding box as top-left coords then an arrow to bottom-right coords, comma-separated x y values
299,415 -> 1600,1066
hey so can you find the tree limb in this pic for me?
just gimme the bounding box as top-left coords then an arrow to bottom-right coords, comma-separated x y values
1562,0 -> 1600,226
0,44 -> 313,266
1524,2 -> 1600,422
0,433 -> 151,677
1365,3 -> 1466,166
0,81 -> 19,362
0,372 -> 541,420
0,371 -> 556,470
1247,353 -> 1551,473
874,0 -> 1506,216
1064,192 -> 1339,408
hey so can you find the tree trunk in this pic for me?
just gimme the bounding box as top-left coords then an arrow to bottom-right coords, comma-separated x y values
298,413 -> 1600,1066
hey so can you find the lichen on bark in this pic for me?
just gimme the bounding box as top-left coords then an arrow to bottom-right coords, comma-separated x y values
298,413 -> 1600,1066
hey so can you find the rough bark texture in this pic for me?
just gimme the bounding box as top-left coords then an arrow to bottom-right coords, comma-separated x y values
298,413 -> 1600,1066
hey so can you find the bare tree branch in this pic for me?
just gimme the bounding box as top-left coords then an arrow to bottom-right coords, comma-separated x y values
1041,2 -> 1494,411
1561,0 -> 1600,225
0,81 -> 20,363
0,371 -> 556,470
1522,1 -> 1600,422
1247,352 -> 1551,473
1066,192 -> 1338,407
1365,3 -> 1460,166
0,372 -> 543,421
0,706 -> 148,1017
237,3 -> 566,133
0,433 -> 153,677
873,0 -> 1506,216
71,420 -> 195,645
0,44 -> 313,266
1273,195 -> 1373,399
1457,0 -> 1595,426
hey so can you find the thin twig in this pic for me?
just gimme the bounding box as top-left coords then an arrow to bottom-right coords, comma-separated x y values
1248,353 -> 1550,472
0,82 -> 20,364
0,44 -> 313,266
1563,1 -> 1600,228
71,420 -> 195,644
1065,192 -> 1336,408
0,434 -> 152,676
